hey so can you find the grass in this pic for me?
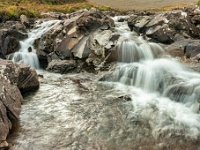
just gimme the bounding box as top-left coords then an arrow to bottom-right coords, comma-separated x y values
149,3 -> 197,12
0,0 -> 112,21
198,0 -> 200,5
0,0 -> 198,21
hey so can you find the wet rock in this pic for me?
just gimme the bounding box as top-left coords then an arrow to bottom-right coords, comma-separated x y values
47,60 -> 77,74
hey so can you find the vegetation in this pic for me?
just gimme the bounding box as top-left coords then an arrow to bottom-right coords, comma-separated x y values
0,0 -> 112,21
198,0 -> 200,6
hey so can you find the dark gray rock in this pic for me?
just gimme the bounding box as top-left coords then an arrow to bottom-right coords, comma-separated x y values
47,60 -> 77,74
128,8 -> 200,44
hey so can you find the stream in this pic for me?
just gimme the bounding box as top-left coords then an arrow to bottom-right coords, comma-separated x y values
7,16 -> 200,150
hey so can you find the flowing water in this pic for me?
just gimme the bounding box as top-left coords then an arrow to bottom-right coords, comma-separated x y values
12,20 -> 61,69
8,17 -> 200,149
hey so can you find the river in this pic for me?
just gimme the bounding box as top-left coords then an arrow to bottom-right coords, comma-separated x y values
8,16 -> 200,150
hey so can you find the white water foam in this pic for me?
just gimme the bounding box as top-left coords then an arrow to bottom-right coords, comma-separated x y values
103,16 -> 200,140
12,20 -> 61,69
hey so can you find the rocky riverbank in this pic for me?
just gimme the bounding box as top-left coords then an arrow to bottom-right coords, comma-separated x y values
2,6 -> 200,73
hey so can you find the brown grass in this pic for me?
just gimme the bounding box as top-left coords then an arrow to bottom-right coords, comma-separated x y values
0,1 -> 112,21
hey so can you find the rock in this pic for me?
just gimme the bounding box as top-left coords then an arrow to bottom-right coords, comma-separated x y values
35,8 -> 114,70
0,29 -> 18,55
193,53 -> 200,62
0,64 -> 21,149
184,41 -> 200,57
85,29 -> 118,68
76,8 -> 114,32
165,43 -> 184,57
128,15 -> 150,32
128,8 -> 200,44
47,60 -> 77,74
146,24 -> 176,44
0,21 -> 27,55
0,59 -> 40,147
72,36 -> 91,59
165,39 -> 200,58
20,14 -> 30,28
1,21 -> 25,31
17,64 -> 40,93
0,59 -> 40,93
0,52 -> 6,59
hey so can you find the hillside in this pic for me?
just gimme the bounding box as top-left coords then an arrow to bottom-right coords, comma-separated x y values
88,0 -> 197,10
0,0 -> 111,22
1,0 -> 86,5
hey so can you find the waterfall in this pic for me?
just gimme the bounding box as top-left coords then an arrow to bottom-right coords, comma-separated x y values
103,16 -> 200,140
12,20 -> 61,69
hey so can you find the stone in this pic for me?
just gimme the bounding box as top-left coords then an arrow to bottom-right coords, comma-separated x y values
128,15 -> 150,32
127,9 -> 200,44
72,36 -> 91,59
184,42 -> 200,57
193,53 -> 200,62
0,29 -> 20,55
0,59 -> 40,147
146,25 -> 176,44
35,8 -> 114,70
0,59 -> 40,93
47,60 -> 77,74
20,14 -> 30,28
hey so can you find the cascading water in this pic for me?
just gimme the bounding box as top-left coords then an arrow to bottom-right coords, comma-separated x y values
103,16 -> 200,140
12,20 -> 61,69
8,16 -> 200,150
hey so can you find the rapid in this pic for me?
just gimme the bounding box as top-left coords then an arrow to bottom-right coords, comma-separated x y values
8,16 -> 200,150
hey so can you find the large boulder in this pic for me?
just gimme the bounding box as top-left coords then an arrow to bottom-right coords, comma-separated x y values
0,59 -> 39,148
0,75 -> 22,149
